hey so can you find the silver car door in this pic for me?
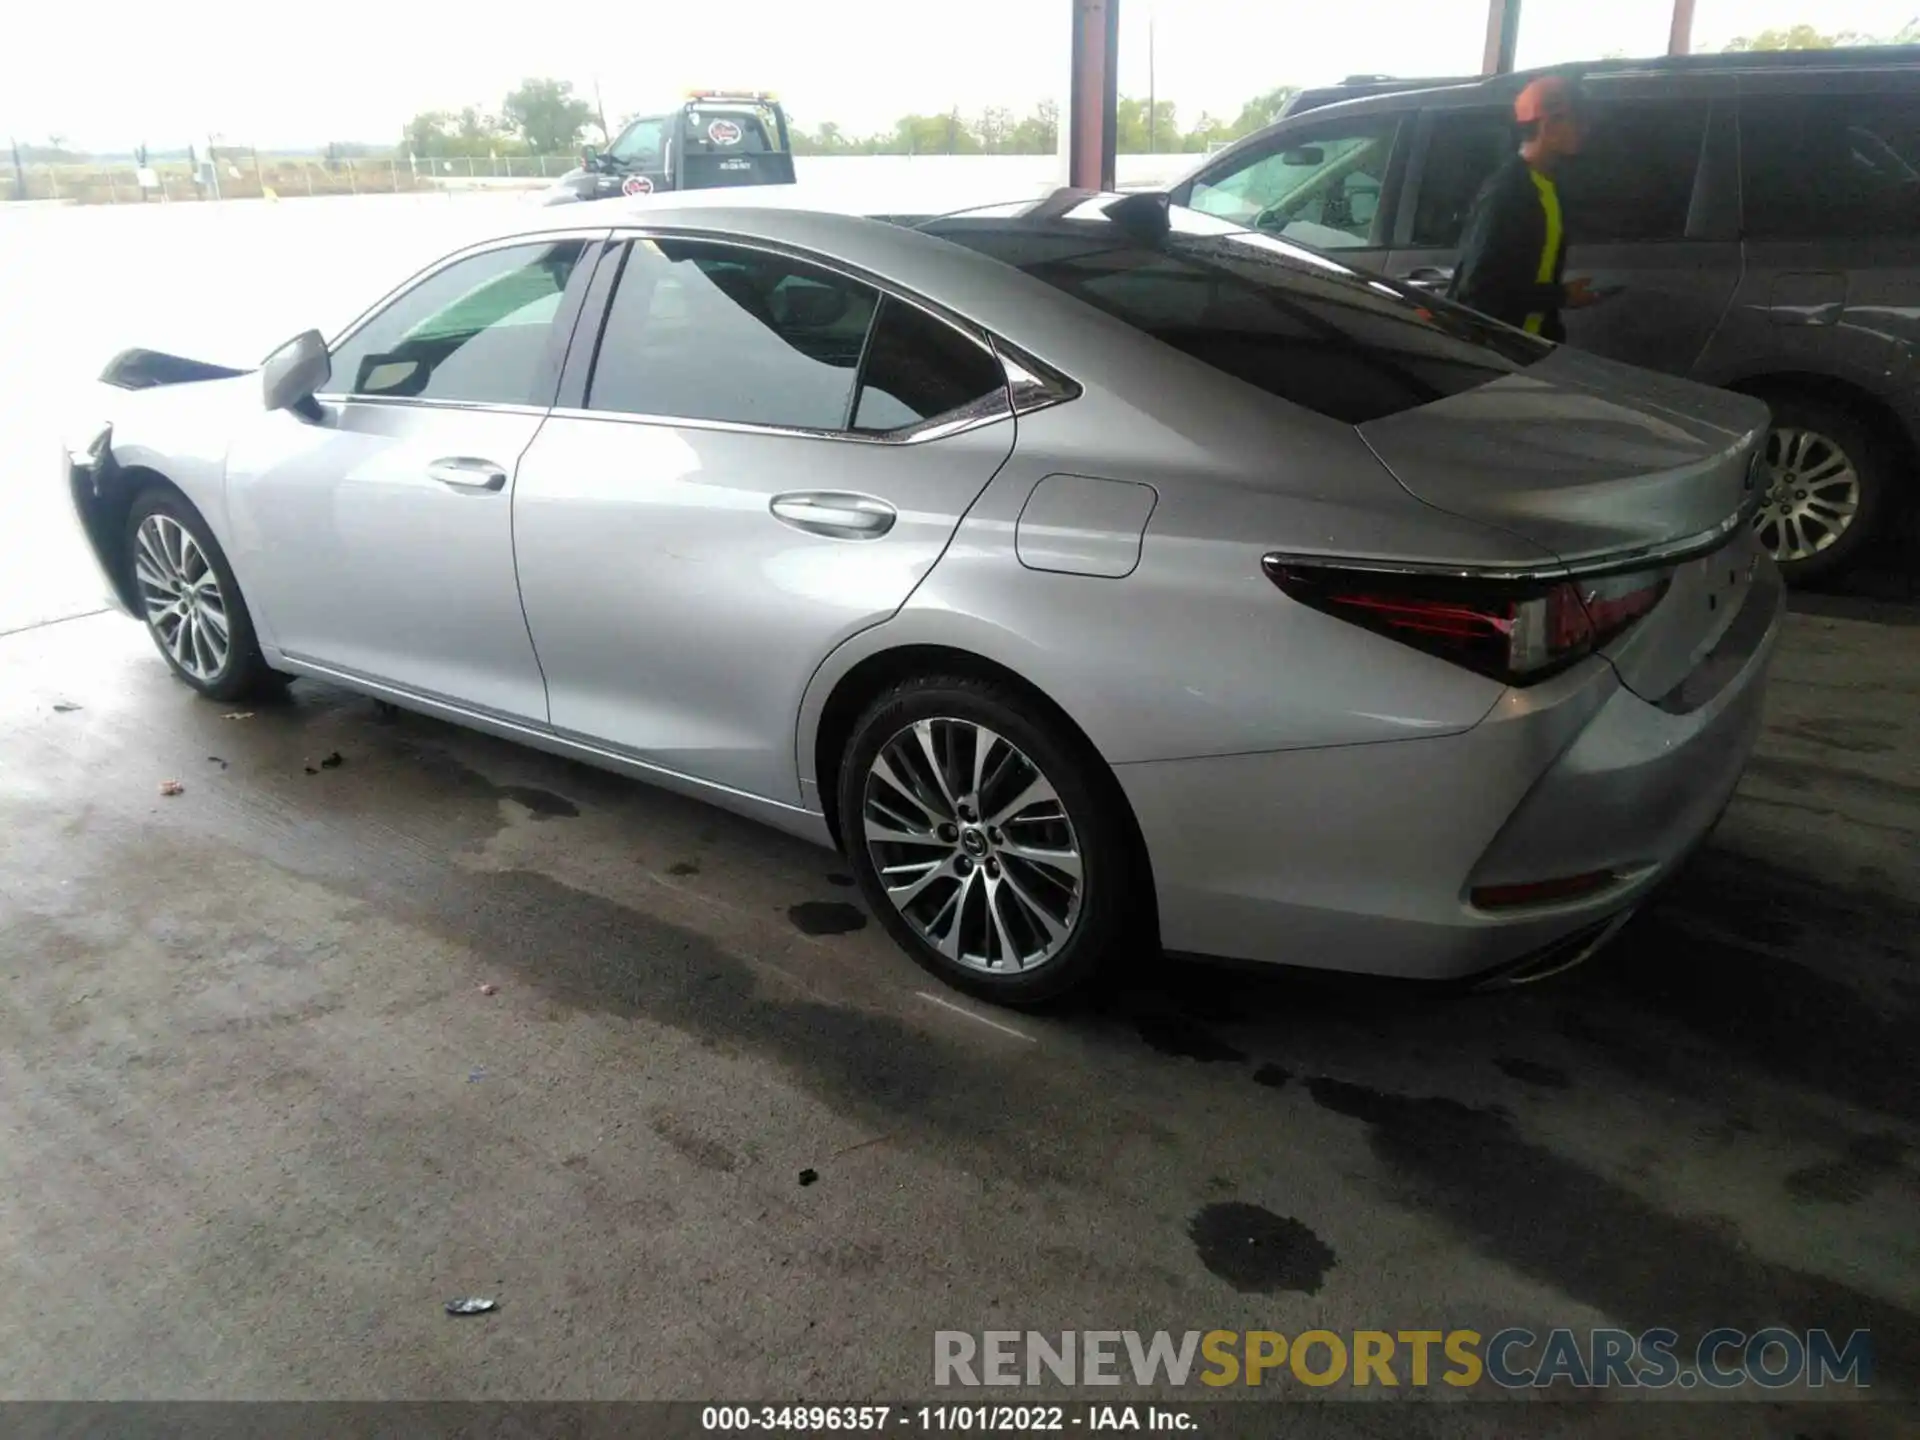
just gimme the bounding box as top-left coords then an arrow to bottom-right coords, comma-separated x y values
512,235 -> 1017,804
224,234 -> 601,722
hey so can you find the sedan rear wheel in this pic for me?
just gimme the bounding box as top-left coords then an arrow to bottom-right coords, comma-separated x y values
124,487 -> 280,701
1749,398 -> 1890,586
838,676 -> 1141,1005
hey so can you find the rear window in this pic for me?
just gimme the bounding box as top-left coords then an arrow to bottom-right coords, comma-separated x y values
926,208 -> 1549,425
682,107 -> 785,155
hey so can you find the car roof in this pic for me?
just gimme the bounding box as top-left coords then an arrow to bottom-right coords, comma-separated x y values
473,188 -> 1397,403
1182,44 -> 1920,180
477,189 -> 1133,365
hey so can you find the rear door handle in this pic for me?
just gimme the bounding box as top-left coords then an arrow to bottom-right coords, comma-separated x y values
1403,265 -> 1454,291
427,456 -> 508,492
770,492 -> 897,539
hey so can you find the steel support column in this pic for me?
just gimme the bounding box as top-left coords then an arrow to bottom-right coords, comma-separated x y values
1668,0 -> 1697,55
1068,0 -> 1119,191
1482,0 -> 1523,75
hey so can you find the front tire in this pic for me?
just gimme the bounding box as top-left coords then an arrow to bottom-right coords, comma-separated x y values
1751,396 -> 1892,587
837,675 -> 1142,1006
123,486 -> 280,702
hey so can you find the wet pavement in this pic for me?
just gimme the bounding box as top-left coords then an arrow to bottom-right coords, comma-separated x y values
0,603 -> 1914,1433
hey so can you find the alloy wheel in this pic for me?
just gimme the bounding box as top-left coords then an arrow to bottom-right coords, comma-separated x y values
861,718 -> 1084,974
1752,426 -> 1862,564
133,514 -> 231,683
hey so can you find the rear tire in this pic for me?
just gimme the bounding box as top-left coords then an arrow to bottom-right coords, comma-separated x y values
123,486 -> 281,702
1751,395 -> 1892,587
837,675 -> 1141,1007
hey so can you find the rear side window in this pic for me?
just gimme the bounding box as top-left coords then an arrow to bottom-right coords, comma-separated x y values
1409,110 -> 1515,248
931,220 -> 1547,425
587,239 -> 878,429
1740,93 -> 1920,240
1558,100 -> 1709,244
852,298 -> 1007,432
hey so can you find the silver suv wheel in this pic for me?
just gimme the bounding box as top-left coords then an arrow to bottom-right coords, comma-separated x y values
1752,425 -> 1862,565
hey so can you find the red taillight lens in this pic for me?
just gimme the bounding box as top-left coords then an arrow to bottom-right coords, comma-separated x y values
1264,560 -> 1668,686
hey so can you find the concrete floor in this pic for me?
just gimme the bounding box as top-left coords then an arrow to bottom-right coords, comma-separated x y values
1,595 -> 1916,1433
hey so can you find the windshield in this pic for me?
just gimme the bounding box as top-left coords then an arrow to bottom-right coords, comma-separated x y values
924,203 -> 1550,425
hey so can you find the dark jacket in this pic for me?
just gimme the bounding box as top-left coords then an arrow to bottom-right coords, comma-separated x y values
1448,157 -> 1570,342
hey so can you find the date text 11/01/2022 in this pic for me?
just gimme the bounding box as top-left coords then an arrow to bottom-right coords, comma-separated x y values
701,1407 -> 1193,1431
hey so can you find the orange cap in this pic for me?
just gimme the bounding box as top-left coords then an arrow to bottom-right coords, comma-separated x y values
1514,75 -> 1576,124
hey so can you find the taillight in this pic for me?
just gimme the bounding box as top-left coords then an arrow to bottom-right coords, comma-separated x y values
1263,559 -> 1669,686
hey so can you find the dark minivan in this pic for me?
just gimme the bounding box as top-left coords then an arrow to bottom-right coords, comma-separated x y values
1173,48 -> 1920,584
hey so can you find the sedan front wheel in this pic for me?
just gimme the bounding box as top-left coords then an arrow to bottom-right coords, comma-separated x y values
124,487 -> 280,701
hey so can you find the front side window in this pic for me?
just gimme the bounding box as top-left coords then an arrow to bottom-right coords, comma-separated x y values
1409,110 -> 1516,248
1558,100 -> 1709,244
586,239 -> 879,429
1187,119 -> 1398,249
929,213 -> 1548,425
329,240 -> 584,406
1741,93 -> 1920,240
608,118 -> 665,168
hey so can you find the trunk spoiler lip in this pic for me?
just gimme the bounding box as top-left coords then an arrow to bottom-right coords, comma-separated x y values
1263,483 -> 1765,587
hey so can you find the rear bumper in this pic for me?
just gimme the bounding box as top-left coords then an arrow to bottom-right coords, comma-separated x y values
1118,559 -> 1783,981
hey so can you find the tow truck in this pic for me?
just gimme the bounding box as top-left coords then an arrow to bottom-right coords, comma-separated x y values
538,90 -> 796,205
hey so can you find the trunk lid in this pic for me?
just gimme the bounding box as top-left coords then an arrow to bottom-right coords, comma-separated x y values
1358,345 -> 1771,703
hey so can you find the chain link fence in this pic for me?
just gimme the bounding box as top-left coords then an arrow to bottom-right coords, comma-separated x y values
7,154 -> 572,205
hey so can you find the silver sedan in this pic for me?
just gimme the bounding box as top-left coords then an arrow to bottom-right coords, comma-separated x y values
66,190 -> 1783,1003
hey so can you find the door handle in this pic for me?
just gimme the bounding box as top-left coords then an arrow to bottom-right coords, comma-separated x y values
427,456 -> 508,492
770,492 -> 897,540
1403,265 -> 1454,291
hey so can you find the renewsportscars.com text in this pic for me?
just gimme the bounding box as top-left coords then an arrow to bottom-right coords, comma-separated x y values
933,1328 -> 1873,1391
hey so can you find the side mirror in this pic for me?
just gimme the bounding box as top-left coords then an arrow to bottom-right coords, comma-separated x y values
262,329 -> 331,415
1280,146 -> 1325,166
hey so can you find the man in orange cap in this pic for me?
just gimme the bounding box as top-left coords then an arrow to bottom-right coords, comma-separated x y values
1448,74 -> 1601,340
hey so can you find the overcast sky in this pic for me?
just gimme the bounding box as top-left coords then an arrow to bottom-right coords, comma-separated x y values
4,0 -> 1916,149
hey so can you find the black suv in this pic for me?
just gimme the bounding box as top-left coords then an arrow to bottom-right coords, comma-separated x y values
1174,48 -> 1920,584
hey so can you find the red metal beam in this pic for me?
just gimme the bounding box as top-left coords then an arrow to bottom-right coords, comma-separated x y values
1668,0 -> 1697,55
1482,0 -> 1523,75
1068,0 -> 1118,191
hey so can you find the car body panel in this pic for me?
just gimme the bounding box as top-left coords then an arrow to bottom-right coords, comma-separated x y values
512,410 -> 1017,804
1124,553 -> 1777,976
1358,343 -> 1768,563
224,400 -> 552,720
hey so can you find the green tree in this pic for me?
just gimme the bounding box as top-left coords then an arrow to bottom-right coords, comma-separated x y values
1007,99 -> 1059,155
502,77 -> 596,154
1228,86 -> 1300,139
976,106 -> 1014,154
1723,24 -> 1864,50
1181,111 -> 1232,153
1117,96 -> 1181,153
894,111 -> 982,155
